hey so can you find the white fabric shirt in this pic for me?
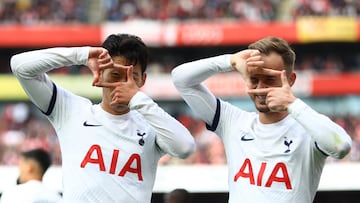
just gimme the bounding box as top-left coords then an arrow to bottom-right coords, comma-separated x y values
0,180 -> 62,203
172,54 -> 352,203
11,47 -> 195,203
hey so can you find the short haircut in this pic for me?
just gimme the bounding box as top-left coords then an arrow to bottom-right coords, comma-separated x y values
166,188 -> 191,203
102,33 -> 149,73
21,148 -> 52,175
248,36 -> 296,74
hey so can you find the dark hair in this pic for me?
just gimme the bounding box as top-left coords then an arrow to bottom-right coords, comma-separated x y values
102,33 -> 148,73
165,188 -> 191,203
248,36 -> 296,74
21,148 -> 51,175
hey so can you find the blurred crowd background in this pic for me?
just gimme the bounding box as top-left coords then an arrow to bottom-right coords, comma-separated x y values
0,0 -> 359,24
0,0 -> 360,166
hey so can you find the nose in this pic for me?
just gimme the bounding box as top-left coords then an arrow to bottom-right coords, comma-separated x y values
256,80 -> 267,89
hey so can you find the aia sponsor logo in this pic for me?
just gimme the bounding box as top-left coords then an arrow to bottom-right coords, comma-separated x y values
234,158 -> 292,190
80,144 -> 143,181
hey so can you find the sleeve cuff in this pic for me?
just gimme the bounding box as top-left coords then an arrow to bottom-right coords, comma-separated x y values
128,91 -> 149,108
288,98 -> 308,119
222,54 -> 234,72
78,46 -> 90,65
209,54 -> 233,73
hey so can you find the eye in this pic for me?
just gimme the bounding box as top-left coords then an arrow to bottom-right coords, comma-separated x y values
111,72 -> 121,78
265,76 -> 277,84
250,76 -> 258,84
107,71 -> 122,82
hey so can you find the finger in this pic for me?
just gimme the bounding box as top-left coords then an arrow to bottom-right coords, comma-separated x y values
94,59 -> 114,87
89,47 -> 105,58
97,55 -> 112,64
248,67 -> 282,76
246,54 -> 261,61
245,51 -> 262,65
246,88 -> 272,95
111,63 -> 133,70
97,54 -> 114,71
249,49 -> 261,57
98,60 -> 113,71
126,65 -> 134,82
92,71 -> 100,86
94,64 -> 133,87
110,89 -> 120,99
95,81 -> 122,88
280,70 -> 290,87
110,96 -> 120,106
246,61 -> 264,67
246,55 -> 262,64
98,50 -> 109,59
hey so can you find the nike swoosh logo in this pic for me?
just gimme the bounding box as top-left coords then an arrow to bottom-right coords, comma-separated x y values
83,121 -> 102,127
241,135 -> 254,141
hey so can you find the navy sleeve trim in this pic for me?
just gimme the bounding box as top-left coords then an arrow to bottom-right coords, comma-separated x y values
206,98 -> 220,132
41,82 -> 57,116
315,142 -> 329,157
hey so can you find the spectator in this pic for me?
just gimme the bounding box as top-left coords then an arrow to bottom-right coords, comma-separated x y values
0,148 -> 62,203
164,188 -> 191,203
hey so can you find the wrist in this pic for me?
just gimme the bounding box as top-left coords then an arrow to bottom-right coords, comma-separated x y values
288,98 -> 307,118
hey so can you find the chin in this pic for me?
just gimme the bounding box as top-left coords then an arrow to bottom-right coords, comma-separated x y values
111,105 -> 129,114
258,108 -> 271,113
256,104 -> 270,113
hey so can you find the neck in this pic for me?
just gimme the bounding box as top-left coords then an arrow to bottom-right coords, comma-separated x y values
22,175 -> 42,184
100,102 -> 130,115
259,111 -> 288,124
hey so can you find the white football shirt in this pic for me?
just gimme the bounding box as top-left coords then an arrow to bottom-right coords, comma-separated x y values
0,180 -> 62,203
11,47 -> 195,203
172,54 -> 352,203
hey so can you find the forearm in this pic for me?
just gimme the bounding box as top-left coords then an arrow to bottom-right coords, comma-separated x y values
10,47 -> 90,112
288,99 -> 352,159
172,54 -> 233,88
129,92 -> 195,158
11,47 -> 89,78
171,54 -> 232,124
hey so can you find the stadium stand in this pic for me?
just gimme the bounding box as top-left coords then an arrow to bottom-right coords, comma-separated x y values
0,0 -> 360,202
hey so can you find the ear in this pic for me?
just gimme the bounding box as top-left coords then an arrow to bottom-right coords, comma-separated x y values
140,72 -> 147,87
20,160 -> 33,180
27,160 -> 37,173
288,72 -> 296,87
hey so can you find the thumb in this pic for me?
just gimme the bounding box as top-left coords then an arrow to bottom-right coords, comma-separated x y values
249,49 -> 261,57
89,47 -> 106,59
126,66 -> 134,82
92,73 -> 100,86
281,70 -> 290,88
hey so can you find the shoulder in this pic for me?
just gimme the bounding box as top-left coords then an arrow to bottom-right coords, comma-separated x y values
53,85 -> 93,113
129,110 -> 155,133
219,99 -> 256,121
22,181 -> 61,201
211,99 -> 256,135
0,183 -> 31,203
129,110 -> 151,126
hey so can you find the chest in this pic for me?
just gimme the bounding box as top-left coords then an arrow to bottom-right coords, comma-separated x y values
224,124 -> 313,190
57,110 -> 158,173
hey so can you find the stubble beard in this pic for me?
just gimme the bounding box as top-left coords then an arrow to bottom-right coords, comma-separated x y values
251,96 -> 270,113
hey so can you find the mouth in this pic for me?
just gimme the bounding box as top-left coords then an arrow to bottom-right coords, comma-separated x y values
256,95 -> 267,104
256,95 -> 266,100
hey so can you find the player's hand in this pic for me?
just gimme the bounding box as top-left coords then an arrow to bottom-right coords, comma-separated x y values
87,47 -> 112,86
98,65 -> 139,106
230,49 -> 263,83
247,70 -> 296,112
